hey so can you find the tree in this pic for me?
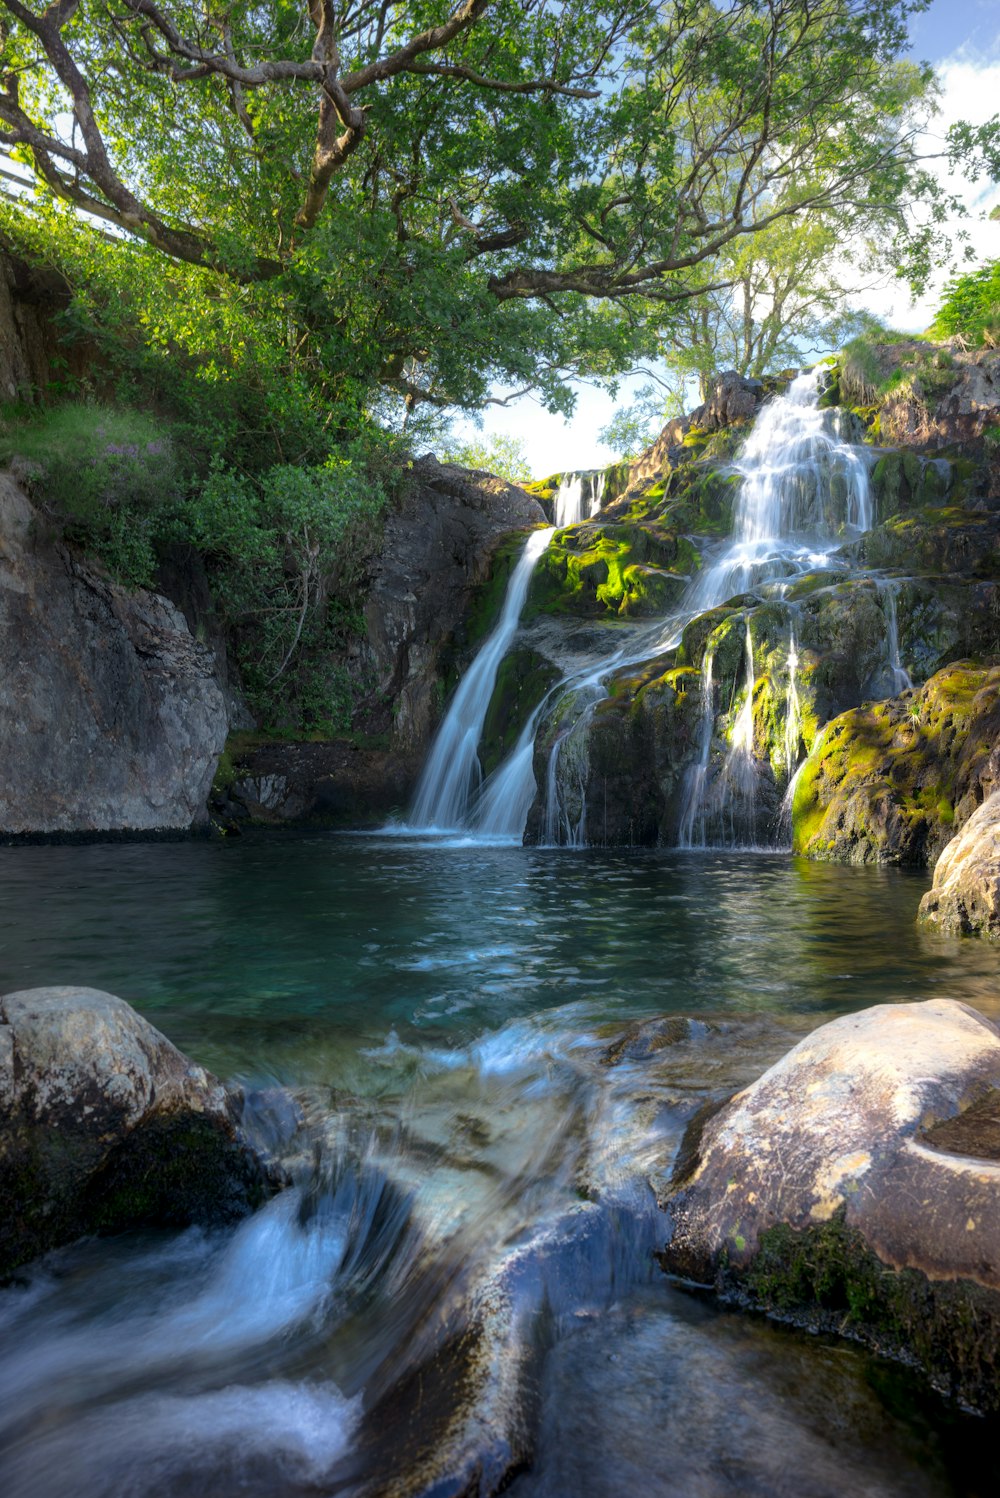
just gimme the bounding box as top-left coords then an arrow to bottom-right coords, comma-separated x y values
0,0 -> 996,413
930,260 -> 1000,348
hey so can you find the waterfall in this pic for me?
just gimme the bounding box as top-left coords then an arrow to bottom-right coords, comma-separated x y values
409,527 -> 556,830
879,581 -> 914,693
408,367 -> 878,848
783,628 -> 803,777
688,369 -> 873,614
677,642 -> 717,849
553,471 -> 607,528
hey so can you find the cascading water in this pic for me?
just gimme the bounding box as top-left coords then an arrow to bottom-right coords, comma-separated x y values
409,526 -> 555,832
676,641 -> 717,849
553,470 -> 606,528
879,580 -> 914,693
409,368 -> 878,849
540,370 -> 877,847
783,627 -> 803,777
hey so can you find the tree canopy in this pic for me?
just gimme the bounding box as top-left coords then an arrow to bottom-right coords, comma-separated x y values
0,0 -> 997,416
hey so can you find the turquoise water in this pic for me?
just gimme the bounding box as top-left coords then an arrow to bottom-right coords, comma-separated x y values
1,835 -> 999,1496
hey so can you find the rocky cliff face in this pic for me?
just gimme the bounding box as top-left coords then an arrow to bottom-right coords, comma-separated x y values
364,455 -> 546,749
216,456 -> 546,828
0,476 -> 228,835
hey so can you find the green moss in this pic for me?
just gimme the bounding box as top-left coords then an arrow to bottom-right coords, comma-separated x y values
725,1212 -> 1000,1414
527,521 -> 695,619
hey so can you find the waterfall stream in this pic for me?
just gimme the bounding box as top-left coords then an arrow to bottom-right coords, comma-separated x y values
408,526 -> 555,832
409,369 -> 880,850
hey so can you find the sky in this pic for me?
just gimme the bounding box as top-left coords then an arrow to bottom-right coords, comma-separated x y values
447,0 -> 1000,478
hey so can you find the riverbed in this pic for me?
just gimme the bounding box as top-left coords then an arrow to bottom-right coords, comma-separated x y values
1,834 -> 999,1495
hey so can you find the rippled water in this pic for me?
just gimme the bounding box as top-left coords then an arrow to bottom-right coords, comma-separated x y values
1,834 -> 999,1496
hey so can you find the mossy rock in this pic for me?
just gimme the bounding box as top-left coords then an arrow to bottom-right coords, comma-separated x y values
871,449 -> 952,519
526,520 -> 696,619
791,660 -> 1000,866
856,508 -> 1000,578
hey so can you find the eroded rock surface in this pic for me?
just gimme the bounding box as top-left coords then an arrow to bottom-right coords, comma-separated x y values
660,999 -> 1000,1410
919,790 -> 1000,940
0,476 -> 228,834
0,986 -> 270,1277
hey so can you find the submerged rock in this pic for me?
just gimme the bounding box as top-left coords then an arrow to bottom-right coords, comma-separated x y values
0,986 -> 271,1278
660,999 -> 1000,1412
919,790 -> 1000,941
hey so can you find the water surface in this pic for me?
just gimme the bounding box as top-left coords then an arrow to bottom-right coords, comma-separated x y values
1,835 -> 998,1496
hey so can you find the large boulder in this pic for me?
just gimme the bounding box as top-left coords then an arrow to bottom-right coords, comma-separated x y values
792,660 -> 1000,865
0,476 -> 228,834
919,790 -> 1000,940
660,999 -> 1000,1411
0,986 -> 271,1277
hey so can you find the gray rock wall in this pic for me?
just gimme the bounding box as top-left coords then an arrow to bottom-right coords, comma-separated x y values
364,455 -> 546,751
0,476 -> 228,834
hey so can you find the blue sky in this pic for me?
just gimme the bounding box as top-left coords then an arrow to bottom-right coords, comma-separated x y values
447,0 -> 1000,477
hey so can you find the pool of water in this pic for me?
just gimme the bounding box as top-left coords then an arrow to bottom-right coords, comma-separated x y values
2,835 -> 999,1496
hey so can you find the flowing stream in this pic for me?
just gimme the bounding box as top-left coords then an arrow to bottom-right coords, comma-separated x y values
2,836 -> 999,1496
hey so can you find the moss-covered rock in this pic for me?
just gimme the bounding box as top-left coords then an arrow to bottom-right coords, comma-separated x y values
527,520 -> 697,619
870,448 -> 953,517
856,507 -> 1000,578
479,645 -> 560,776
791,660 -> 1000,865
659,999 -> 1000,1413
0,986 -> 274,1278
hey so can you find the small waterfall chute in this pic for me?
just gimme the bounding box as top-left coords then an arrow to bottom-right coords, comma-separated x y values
553,470 -> 608,529
409,526 -> 555,831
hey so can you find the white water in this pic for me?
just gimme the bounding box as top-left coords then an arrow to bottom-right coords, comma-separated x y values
784,627 -> 803,777
554,470 -> 607,528
409,526 -> 556,831
880,580 -> 914,693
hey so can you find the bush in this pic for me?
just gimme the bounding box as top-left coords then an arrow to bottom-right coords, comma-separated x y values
0,403 -> 183,585
929,261 -> 1000,348
181,455 -> 389,730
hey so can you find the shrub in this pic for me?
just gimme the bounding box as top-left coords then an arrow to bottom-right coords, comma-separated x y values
181,454 -> 388,730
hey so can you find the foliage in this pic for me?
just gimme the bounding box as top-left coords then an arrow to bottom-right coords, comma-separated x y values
598,383 -> 685,459
438,431 -> 531,482
0,402 -> 183,585
929,260 -> 1000,348
0,0 -> 994,416
179,455 -> 389,730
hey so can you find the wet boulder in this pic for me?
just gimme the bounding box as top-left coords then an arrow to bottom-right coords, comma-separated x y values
660,999 -> 1000,1412
0,986 -> 272,1278
919,790 -> 1000,941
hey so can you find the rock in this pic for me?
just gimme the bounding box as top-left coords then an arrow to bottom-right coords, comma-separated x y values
792,660 -> 1000,865
0,986 -> 271,1277
0,476 -> 228,834
659,999 -> 1000,1412
211,738 -> 422,829
363,456 -> 545,752
918,790 -> 1000,940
